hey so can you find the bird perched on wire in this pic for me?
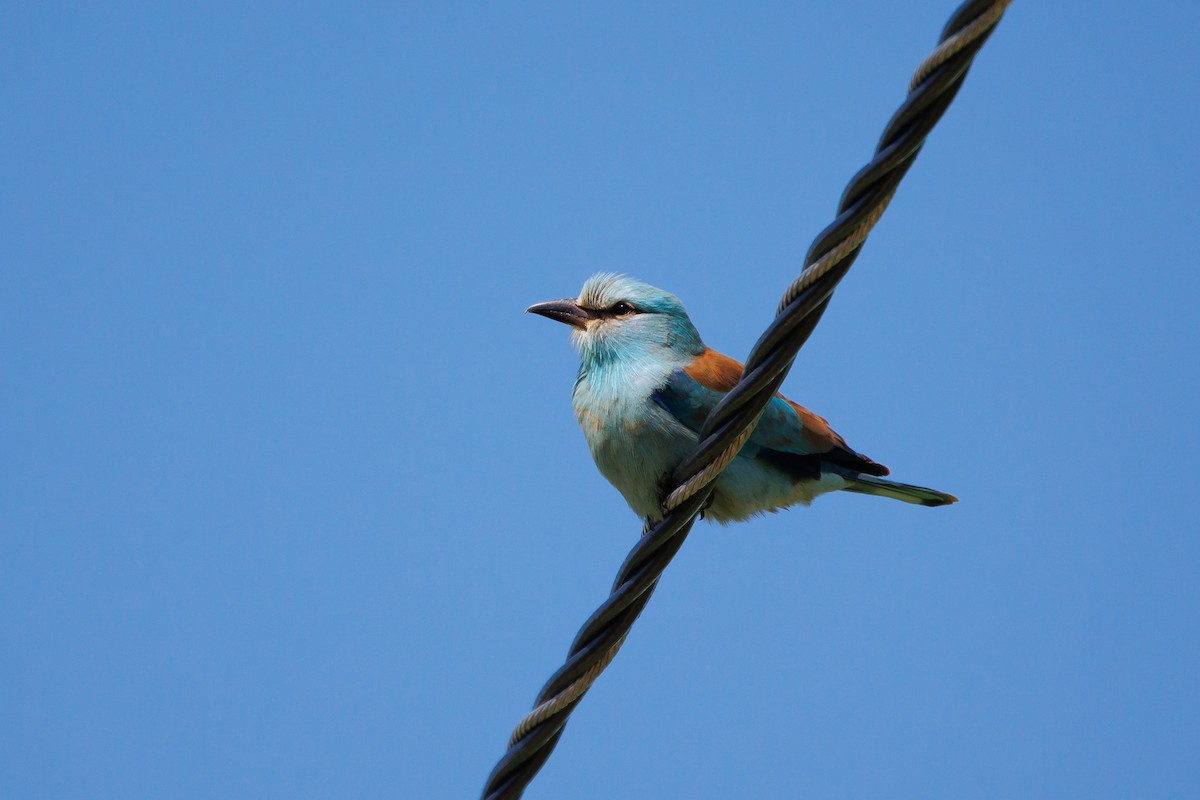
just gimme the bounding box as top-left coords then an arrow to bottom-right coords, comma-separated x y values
528,273 -> 956,525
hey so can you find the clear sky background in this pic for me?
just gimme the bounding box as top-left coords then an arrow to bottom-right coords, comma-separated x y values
3,2 -> 1198,798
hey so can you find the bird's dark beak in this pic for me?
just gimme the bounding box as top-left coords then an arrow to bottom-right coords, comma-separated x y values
526,298 -> 591,329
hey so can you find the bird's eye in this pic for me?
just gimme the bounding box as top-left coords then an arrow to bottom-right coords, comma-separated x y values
611,302 -> 636,315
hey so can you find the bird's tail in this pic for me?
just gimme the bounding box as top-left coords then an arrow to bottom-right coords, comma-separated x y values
829,467 -> 958,507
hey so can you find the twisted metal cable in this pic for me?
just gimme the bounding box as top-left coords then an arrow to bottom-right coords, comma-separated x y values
483,2 -> 1011,797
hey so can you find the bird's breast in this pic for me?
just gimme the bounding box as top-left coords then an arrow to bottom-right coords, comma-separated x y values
571,365 -> 674,442
571,365 -> 692,519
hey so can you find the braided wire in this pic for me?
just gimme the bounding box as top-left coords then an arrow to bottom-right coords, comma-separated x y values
483,2 -> 1011,797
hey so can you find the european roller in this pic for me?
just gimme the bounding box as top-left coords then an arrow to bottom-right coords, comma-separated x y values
528,273 -> 956,524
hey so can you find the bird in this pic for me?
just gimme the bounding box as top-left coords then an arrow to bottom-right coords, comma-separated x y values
527,273 -> 956,525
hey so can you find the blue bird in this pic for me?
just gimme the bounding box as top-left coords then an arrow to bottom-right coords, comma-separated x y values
528,274 -> 956,524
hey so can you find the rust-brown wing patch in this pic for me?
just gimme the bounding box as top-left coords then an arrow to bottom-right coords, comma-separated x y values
783,398 -> 890,476
683,347 -> 744,392
782,398 -> 843,453
686,347 -> 891,477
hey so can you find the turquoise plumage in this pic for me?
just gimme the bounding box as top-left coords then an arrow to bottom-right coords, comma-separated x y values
528,274 -> 956,524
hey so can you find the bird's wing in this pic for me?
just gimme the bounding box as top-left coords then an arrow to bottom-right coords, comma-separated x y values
653,348 -> 889,478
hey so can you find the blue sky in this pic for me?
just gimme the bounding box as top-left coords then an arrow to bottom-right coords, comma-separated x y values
3,2 -> 1198,798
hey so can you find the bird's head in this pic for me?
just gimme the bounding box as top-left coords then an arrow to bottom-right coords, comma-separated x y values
527,273 -> 704,366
